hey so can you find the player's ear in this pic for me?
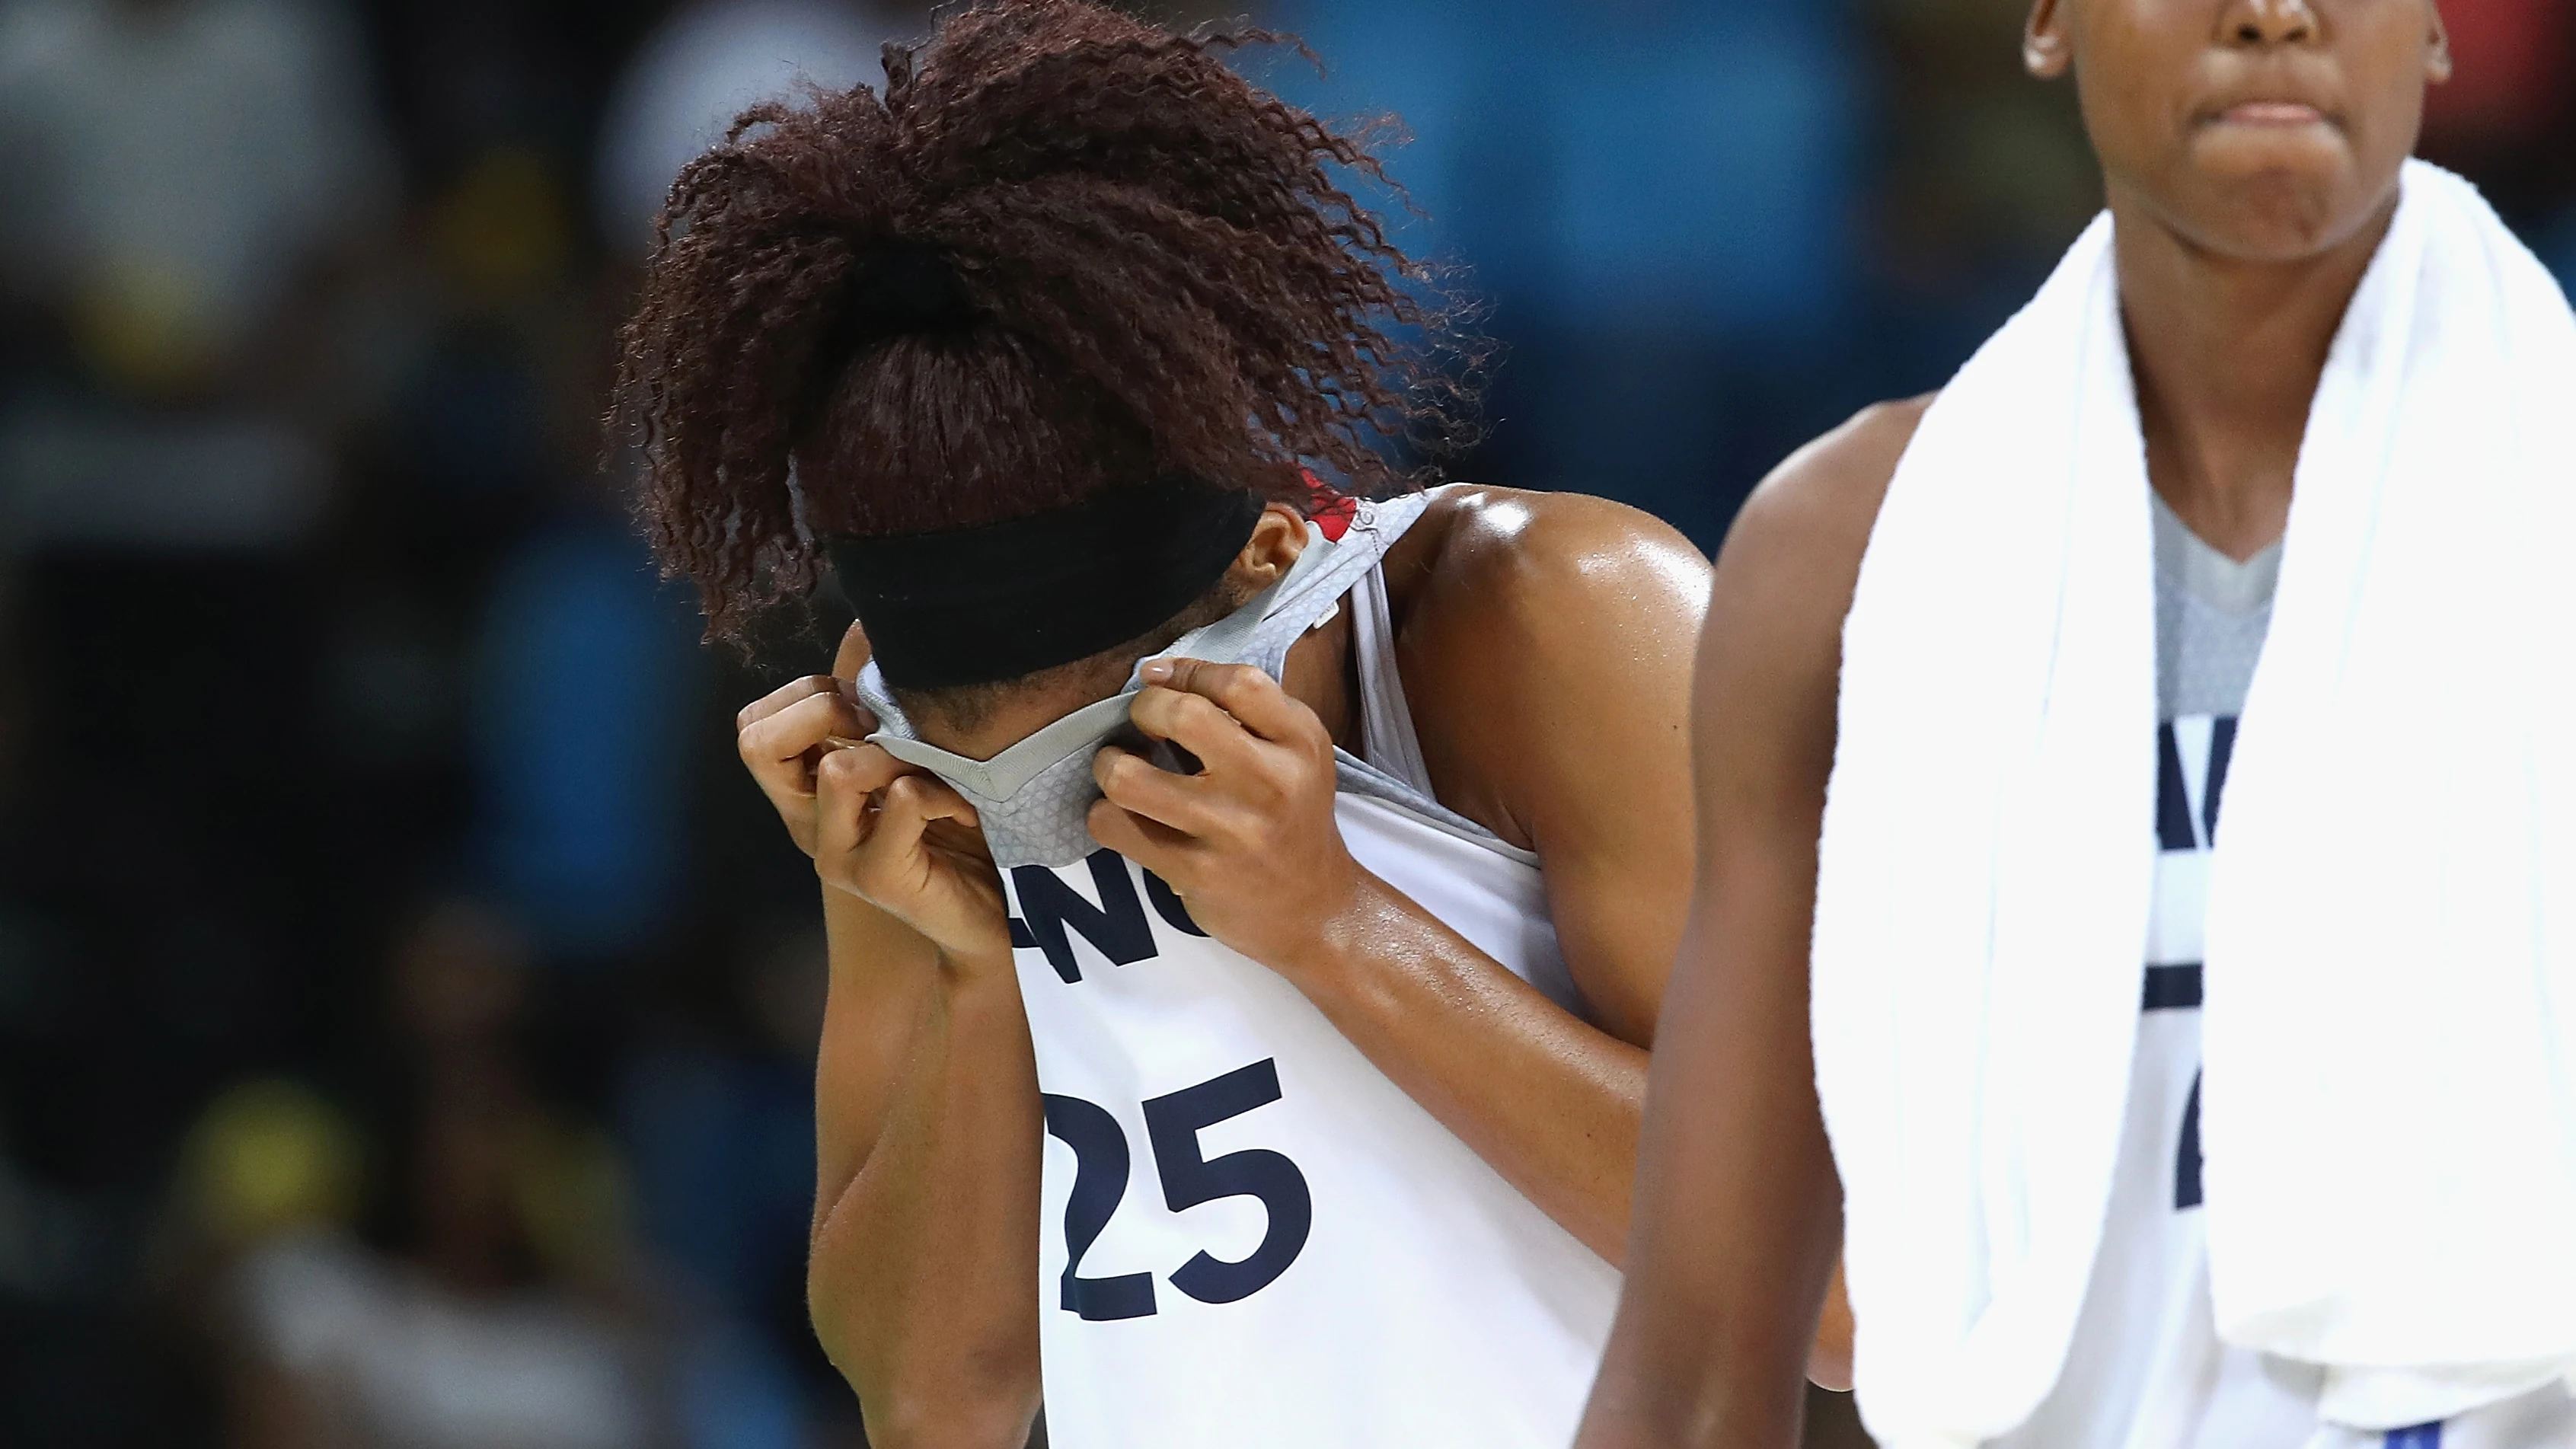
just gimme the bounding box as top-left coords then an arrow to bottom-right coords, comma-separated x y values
2025,0 -> 2074,80
1230,504 -> 1310,592
2424,2 -> 2454,86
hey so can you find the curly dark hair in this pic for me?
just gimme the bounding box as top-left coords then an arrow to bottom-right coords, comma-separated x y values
611,0 -> 1473,643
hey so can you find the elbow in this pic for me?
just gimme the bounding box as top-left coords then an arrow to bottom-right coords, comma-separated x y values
812,1297 -> 1039,1449
860,1368 -> 1042,1449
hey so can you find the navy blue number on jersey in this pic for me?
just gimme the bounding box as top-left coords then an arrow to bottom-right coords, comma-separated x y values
1144,1060 -> 1314,1305
2152,717 -> 2235,1211
1014,850 -> 1305,1318
1042,1061 -> 1314,1320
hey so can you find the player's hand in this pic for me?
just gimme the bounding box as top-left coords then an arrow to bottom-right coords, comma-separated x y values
1086,657 -> 1370,975
812,739 -> 1013,966
736,672 -> 876,857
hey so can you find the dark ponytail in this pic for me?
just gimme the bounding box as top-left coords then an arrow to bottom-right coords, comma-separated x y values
611,0 -> 1476,643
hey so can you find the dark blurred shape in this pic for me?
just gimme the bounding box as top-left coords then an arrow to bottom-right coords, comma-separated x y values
618,918 -> 835,1449
2421,0 -> 2571,152
1807,1385 -> 1872,1448
0,15 -> 400,1439
185,898 -> 677,1449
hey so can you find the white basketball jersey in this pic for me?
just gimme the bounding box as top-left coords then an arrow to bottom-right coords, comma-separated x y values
1000,519 -> 1620,1449
1998,499 -> 2576,1449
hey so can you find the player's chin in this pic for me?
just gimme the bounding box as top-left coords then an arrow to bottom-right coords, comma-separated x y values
2175,148 -> 2377,259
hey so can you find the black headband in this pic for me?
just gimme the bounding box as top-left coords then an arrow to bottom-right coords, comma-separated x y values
825,478 -> 1267,689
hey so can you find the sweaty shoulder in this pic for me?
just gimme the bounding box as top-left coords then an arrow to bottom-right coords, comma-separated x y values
1384,483 -> 1709,623
1384,484 -> 1712,851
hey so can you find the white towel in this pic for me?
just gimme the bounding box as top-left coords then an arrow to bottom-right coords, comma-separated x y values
1811,161 -> 2576,1448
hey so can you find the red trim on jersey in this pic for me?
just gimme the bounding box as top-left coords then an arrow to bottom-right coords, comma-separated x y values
1302,471 -> 1358,541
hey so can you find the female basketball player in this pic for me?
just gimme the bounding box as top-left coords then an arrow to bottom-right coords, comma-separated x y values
1582,2 -> 2576,1447
611,4 -> 1716,1446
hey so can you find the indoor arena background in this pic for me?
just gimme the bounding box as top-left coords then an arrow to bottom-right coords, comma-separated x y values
0,2 -> 2565,1445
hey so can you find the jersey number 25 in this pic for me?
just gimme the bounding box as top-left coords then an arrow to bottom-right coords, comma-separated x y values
1042,1058 -> 1313,1320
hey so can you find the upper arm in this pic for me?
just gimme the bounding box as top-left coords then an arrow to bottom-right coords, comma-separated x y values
1693,397 -> 1927,873
1400,488 -> 1713,1048
1600,397 -> 1926,1409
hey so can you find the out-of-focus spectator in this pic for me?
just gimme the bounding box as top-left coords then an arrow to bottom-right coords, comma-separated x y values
0,17 -> 399,1435
0,0 -> 397,557
468,504 -> 705,965
0,0 -> 396,410
184,899 -> 675,1449
1264,0 -> 1863,541
596,0 -> 916,258
619,919 -> 833,1449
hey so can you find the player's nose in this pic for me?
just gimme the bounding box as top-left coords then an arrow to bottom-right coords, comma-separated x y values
2214,0 -> 2320,49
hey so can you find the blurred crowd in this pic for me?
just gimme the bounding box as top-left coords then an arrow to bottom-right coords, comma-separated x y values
0,1 -> 2566,1445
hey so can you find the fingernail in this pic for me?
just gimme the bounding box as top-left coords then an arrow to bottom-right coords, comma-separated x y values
1141,659 -> 1174,683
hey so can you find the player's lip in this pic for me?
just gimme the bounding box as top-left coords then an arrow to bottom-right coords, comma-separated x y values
2200,98 -> 2337,129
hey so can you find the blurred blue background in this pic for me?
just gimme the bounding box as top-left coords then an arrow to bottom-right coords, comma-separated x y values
0,0 -> 2568,1444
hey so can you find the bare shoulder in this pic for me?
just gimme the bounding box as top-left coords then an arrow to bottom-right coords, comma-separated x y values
1386,483 -> 1709,638
1384,483 -> 1713,851
1717,394 -> 1931,601
1692,394 -> 1936,815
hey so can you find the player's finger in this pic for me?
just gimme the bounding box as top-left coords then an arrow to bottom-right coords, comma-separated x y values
738,675 -> 838,732
1093,744 -> 1235,838
852,774 -> 982,887
1128,685 -> 1266,777
877,772 -> 978,835
812,745 -> 879,866
812,738 -> 916,807
1086,793 -> 1199,870
742,691 -> 876,787
1138,658 -> 1317,745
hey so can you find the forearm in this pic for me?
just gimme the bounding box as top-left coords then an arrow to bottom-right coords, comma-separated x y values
810,898 -> 1045,1447
1284,873 -> 1649,1262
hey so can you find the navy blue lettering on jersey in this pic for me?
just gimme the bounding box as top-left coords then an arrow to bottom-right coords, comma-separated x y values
2150,717 -> 2236,1214
2174,1072 -> 2204,1211
2385,1425 -> 2443,1449
1008,850 -> 1201,983
1013,851 -> 1153,984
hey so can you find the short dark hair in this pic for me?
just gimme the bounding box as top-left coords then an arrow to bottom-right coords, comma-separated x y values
611,0 -> 1473,643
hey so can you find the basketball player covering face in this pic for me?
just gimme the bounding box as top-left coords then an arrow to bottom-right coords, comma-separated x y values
611,3 -> 1738,1445
1576,2 -> 2469,1447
